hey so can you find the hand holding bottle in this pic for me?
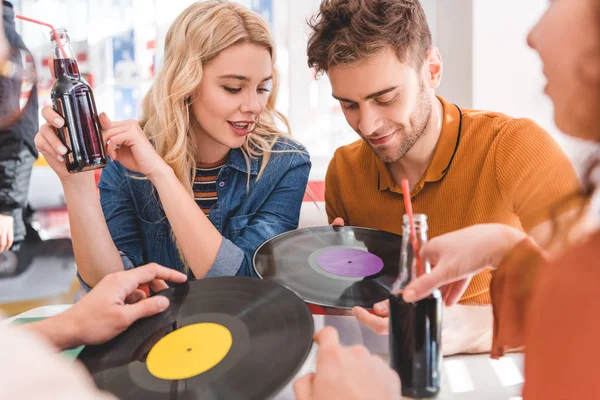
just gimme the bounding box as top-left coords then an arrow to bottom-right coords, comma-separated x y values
402,224 -> 527,303
35,107 -> 93,182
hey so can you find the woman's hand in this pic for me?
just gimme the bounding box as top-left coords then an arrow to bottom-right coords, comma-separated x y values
403,224 -> 526,303
101,114 -> 169,178
35,106 -> 169,180
35,106 -> 94,181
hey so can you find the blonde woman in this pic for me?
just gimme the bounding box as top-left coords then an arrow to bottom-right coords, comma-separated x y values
34,0 -> 311,290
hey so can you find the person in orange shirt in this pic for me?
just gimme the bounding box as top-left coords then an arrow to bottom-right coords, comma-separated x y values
306,0 -> 583,354
295,0 -> 600,398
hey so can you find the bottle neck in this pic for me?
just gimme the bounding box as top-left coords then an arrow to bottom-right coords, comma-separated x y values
397,214 -> 431,290
52,38 -> 75,60
51,41 -> 79,79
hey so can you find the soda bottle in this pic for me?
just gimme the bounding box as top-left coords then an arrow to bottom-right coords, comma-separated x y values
389,214 -> 442,398
50,28 -> 106,173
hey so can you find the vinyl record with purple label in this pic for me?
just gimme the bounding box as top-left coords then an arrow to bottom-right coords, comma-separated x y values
253,226 -> 402,309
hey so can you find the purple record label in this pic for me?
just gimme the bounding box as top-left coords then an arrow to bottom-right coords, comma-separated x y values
316,248 -> 384,277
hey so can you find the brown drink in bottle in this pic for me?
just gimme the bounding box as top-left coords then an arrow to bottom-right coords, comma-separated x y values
389,214 -> 442,398
50,28 -> 106,173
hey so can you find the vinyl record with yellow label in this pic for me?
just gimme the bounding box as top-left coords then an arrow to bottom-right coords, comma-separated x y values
77,277 -> 314,400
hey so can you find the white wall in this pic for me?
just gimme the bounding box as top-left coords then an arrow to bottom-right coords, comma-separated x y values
434,0 -> 473,108
472,0 -> 550,126
471,0 -> 594,175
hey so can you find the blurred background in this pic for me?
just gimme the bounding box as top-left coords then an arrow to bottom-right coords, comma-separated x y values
14,0 -> 594,183
1,0 -> 593,314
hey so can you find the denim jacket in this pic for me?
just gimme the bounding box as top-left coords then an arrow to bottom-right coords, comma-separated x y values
78,138 -> 310,290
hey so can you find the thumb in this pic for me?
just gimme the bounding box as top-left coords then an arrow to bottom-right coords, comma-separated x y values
402,262 -> 450,303
124,295 -> 170,323
99,112 -> 112,130
293,372 -> 315,400
373,300 -> 389,317
331,217 -> 345,227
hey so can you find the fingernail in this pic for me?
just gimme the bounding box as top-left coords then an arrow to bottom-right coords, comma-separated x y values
54,118 -> 64,128
403,289 -> 416,302
156,296 -> 169,310
57,155 -> 64,162
57,145 -> 67,155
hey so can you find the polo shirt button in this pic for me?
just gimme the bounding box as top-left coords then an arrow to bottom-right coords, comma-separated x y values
218,181 -> 226,188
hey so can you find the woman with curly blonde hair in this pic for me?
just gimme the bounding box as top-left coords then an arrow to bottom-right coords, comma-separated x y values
35,0 -> 311,289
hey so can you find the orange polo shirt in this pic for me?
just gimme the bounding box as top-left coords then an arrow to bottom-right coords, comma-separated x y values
325,96 -> 581,304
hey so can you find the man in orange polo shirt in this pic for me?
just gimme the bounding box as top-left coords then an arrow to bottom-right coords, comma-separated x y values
307,0 -> 581,353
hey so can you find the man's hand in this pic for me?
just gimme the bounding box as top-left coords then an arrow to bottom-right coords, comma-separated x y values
294,327 -> 401,400
352,301 -> 389,335
29,263 -> 187,350
330,217 -> 345,227
353,300 -> 493,355
0,214 -> 14,253
322,217 -> 354,315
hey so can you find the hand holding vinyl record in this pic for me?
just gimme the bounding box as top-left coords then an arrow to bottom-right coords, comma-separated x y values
58,264 -> 187,347
353,299 -> 493,355
78,277 -> 315,400
352,301 -> 390,335
254,226 -> 402,309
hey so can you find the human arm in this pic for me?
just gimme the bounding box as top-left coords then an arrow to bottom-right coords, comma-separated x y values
26,263 -> 187,350
35,108 -> 124,287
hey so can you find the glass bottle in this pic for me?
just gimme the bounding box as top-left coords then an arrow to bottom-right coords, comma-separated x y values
50,28 -> 106,173
389,214 -> 442,398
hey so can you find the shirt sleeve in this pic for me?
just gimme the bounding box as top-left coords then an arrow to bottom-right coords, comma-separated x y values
98,161 -> 145,268
494,118 -> 582,231
490,236 -> 549,359
207,150 -> 311,277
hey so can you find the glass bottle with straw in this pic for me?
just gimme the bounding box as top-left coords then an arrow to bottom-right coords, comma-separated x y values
16,15 -> 106,173
388,179 -> 442,399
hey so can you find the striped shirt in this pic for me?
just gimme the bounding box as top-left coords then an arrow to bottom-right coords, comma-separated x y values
193,157 -> 227,216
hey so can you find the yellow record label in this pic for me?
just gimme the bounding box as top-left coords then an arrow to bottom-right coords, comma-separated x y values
147,323 -> 232,380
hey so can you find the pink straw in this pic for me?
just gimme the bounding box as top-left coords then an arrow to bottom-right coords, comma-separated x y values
15,15 -> 67,59
401,179 -> 424,277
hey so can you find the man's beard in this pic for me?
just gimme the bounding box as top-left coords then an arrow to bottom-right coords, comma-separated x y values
367,83 -> 432,163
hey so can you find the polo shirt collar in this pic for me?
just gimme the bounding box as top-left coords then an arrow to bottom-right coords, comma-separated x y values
376,95 -> 462,192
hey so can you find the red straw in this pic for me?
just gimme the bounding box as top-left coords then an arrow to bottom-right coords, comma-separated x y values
15,15 -> 67,59
401,179 -> 424,277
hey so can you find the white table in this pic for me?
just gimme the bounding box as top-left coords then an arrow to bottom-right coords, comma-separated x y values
4,307 -> 524,400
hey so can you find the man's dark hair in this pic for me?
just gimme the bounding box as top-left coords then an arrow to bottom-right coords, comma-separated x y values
307,0 -> 432,75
